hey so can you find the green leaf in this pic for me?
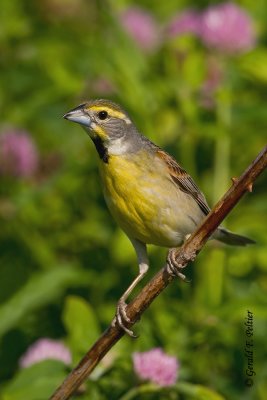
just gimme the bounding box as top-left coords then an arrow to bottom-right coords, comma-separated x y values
239,48 -> 267,84
62,296 -> 100,360
119,382 -> 226,400
176,382 -> 226,400
0,265 -> 91,338
2,360 -> 67,400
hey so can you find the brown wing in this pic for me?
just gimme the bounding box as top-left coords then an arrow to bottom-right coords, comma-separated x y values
156,149 -> 210,216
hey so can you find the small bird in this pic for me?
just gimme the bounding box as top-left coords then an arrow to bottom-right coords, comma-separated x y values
64,99 -> 254,336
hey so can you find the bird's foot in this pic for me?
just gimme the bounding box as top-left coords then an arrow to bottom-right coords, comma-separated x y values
111,299 -> 138,338
166,248 -> 191,283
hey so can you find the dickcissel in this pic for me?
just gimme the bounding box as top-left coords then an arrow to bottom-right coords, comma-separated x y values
64,99 -> 254,336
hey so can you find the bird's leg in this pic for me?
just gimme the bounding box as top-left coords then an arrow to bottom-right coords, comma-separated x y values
114,265 -> 148,337
166,235 -> 194,281
112,239 -> 148,338
166,248 -> 188,280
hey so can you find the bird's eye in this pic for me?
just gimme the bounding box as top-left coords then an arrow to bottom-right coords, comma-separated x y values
98,110 -> 108,120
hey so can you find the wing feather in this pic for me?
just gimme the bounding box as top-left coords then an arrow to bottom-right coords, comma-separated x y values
156,149 -> 210,216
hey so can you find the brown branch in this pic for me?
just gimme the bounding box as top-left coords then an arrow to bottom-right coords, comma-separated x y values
50,145 -> 267,400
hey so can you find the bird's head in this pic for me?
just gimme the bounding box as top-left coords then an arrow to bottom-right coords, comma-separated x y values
64,99 -> 132,144
64,99 -> 137,162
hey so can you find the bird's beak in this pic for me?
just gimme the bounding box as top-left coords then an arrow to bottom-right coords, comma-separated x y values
63,104 -> 91,128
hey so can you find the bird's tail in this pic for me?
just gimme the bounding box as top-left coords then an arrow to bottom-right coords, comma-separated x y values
215,227 -> 255,246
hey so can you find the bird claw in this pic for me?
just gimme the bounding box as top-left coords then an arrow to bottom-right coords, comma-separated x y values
166,248 -> 191,283
111,299 -> 138,338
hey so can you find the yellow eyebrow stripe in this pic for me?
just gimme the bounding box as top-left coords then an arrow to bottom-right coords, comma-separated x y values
89,106 -> 130,121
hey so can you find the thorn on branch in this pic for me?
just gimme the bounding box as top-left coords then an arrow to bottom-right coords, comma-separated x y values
247,182 -> 253,192
231,176 -> 238,184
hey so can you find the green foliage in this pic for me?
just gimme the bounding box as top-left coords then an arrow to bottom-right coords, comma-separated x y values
63,295 -> 101,362
118,382 -> 226,400
0,265 -> 90,338
0,0 -> 266,399
1,360 -> 68,400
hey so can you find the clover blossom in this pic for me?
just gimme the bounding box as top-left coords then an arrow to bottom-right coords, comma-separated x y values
19,338 -> 72,368
200,2 -> 255,54
0,129 -> 38,178
133,348 -> 179,387
167,9 -> 201,37
119,7 -> 160,52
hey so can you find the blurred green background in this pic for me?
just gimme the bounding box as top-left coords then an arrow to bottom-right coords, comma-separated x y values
0,0 -> 266,399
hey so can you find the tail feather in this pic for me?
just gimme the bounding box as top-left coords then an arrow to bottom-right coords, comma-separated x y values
216,227 -> 255,246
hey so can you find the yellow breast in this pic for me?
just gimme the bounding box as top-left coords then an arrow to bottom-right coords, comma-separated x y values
99,151 -> 168,244
98,150 -> 202,247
